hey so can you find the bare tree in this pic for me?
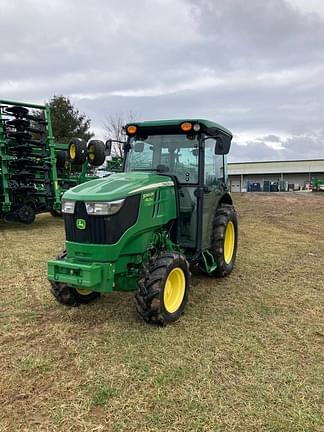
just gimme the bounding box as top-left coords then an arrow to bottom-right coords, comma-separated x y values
103,111 -> 137,157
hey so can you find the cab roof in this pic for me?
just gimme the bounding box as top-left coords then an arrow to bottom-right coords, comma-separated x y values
126,119 -> 232,137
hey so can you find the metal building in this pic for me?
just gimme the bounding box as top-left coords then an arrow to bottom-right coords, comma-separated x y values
228,159 -> 324,192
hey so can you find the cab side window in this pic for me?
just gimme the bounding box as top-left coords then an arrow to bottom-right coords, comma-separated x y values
204,140 -> 223,186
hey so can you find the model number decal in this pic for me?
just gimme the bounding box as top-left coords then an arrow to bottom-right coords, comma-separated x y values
142,192 -> 154,205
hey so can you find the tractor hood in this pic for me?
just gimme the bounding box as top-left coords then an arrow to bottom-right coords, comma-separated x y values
63,171 -> 174,202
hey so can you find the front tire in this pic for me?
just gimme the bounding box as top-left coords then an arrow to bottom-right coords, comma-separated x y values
50,282 -> 100,306
209,204 -> 238,277
49,251 -> 100,306
135,252 -> 191,325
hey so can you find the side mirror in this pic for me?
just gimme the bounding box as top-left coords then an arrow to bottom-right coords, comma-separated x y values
215,135 -> 231,155
134,141 -> 144,152
105,139 -> 112,156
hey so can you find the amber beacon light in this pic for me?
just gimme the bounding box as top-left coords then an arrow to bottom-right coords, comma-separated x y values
127,125 -> 137,135
180,122 -> 193,132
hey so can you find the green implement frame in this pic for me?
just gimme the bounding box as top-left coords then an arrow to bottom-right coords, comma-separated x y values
0,99 -> 61,221
0,99 -> 111,224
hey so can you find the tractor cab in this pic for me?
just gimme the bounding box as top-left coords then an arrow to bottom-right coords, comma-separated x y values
122,120 -> 233,256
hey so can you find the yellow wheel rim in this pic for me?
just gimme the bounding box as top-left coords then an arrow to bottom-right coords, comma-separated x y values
224,221 -> 235,264
69,143 -> 76,160
75,288 -> 92,296
88,144 -> 95,161
163,268 -> 185,314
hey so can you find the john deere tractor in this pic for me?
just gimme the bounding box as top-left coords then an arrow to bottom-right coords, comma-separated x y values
48,119 -> 238,325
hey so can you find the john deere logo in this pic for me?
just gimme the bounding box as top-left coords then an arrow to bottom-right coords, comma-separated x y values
76,218 -> 86,230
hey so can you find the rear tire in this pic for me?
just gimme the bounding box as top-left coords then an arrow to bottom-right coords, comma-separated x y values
209,204 -> 238,277
49,251 -> 100,306
135,252 -> 190,325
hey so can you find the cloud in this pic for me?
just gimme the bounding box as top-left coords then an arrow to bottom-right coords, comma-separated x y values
187,0 -> 324,68
0,0 -> 323,161
231,130 -> 324,162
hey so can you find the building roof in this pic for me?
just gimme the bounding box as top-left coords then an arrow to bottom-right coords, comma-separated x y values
228,159 -> 324,175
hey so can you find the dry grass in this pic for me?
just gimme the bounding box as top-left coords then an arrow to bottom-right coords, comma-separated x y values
0,193 -> 323,432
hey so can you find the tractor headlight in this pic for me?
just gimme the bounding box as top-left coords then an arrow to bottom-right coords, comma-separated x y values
61,200 -> 75,214
85,199 -> 125,216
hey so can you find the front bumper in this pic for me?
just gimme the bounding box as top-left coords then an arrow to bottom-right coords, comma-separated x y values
48,259 -> 115,292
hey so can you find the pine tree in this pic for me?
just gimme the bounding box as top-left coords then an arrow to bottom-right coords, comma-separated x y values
48,95 -> 93,143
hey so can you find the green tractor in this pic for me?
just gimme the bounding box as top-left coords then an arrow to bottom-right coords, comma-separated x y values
48,119 -> 238,325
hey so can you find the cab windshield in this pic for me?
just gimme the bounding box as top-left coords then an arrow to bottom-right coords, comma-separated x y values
124,134 -> 199,184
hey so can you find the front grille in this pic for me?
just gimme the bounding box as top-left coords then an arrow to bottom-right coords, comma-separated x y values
64,195 -> 140,244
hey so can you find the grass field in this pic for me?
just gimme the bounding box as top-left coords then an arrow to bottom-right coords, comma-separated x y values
0,193 -> 323,432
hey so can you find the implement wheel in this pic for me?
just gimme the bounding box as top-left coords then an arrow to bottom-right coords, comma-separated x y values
17,204 -> 35,224
68,138 -> 87,164
49,251 -> 100,306
209,204 -> 238,277
87,139 -> 106,166
56,150 -> 67,169
50,209 -> 62,217
135,252 -> 190,325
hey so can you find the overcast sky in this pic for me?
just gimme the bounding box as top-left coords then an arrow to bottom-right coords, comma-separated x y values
1,0 -> 323,161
